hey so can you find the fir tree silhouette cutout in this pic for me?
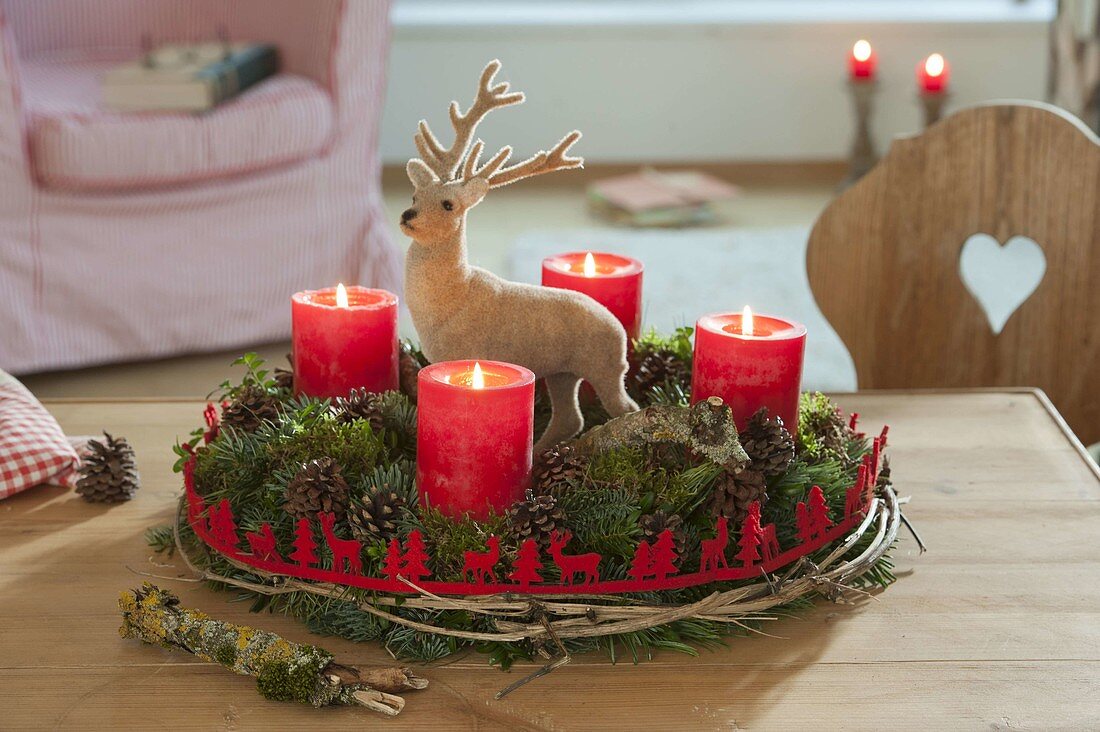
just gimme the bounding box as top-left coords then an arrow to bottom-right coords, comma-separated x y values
796,486 -> 833,544
736,502 -> 764,568
808,485 -> 832,538
400,530 -> 432,582
650,530 -> 679,580
383,538 -> 403,582
796,501 -> 813,544
508,539 -> 544,586
208,498 -> 239,549
628,540 -> 654,582
289,517 -> 318,568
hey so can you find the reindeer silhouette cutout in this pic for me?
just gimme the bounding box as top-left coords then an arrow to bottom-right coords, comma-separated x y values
548,530 -> 600,585
318,512 -> 362,576
462,535 -> 501,584
245,524 -> 281,561
761,523 -> 780,563
699,517 -> 730,573
400,60 -> 638,450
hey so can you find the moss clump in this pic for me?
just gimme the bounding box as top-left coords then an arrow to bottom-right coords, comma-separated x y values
266,419 -> 383,487
412,507 -> 507,581
797,391 -> 859,464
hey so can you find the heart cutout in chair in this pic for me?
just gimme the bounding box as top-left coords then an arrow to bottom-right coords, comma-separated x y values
958,233 -> 1046,335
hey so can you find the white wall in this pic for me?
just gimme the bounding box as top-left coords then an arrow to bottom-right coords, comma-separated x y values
380,2 -> 1052,164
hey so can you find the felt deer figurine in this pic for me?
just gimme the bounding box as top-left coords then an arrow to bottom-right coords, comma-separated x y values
400,60 -> 638,450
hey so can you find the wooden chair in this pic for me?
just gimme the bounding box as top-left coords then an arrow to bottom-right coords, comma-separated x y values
807,102 -> 1099,444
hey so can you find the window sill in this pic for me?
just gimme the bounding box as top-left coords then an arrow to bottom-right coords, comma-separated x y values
393,0 -> 1056,31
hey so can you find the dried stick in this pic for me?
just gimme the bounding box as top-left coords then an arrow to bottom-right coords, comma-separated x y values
119,583 -> 427,715
572,396 -> 748,470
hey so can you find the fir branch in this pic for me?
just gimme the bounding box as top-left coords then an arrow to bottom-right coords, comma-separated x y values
145,524 -> 176,556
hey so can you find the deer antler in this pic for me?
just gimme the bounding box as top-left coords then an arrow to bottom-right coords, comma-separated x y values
464,131 -> 584,189
413,60 -> 524,181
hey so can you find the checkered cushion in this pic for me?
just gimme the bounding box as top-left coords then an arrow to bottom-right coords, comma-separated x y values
0,372 -> 80,499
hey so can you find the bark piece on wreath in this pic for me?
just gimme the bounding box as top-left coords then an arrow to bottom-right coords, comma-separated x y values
75,432 -> 140,503
285,458 -> 351,521
119,583 -> 427,715
572,396 -> 748,472
741,407 -> 796,479
400,59 -> 639,452
506,490 -> 566,550
221,385 -> 281,433
710,467 -> 767,525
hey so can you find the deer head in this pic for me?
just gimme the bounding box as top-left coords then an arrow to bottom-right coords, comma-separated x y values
548,530 -> 573,550
400,60 -> 583,246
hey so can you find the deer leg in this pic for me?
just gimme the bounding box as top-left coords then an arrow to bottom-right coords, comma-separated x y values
588,368 -> 639,418
535,374 -> 584,452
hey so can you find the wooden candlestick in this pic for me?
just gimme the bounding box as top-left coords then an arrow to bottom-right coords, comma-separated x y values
841,79 -> 879,189
919,91 -> 950,129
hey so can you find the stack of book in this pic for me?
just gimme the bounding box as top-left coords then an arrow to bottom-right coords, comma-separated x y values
587,169 -> 740,227
102,42 -> 279,113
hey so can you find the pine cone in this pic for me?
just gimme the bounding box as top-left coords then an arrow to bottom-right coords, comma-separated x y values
506,490 -> 566,550
75,432 -> 140,503
639,510 -> 685,555
399,344 -> 422,403
334,388 -> 384,430
348,489 -> 406,542
632,349 -> 690,394
710,467 -> 767,524
741,408 -> 795,479
273,354 -> 294,392
221,386 -> 280,433
531,444 -> 588,494
284,457 -> 351,521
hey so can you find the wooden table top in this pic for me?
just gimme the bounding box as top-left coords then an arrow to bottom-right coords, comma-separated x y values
3,390 -> 1099,730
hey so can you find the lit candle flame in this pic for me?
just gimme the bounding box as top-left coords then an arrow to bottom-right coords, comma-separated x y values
924,53 -> 945,78
471,361 -> 485,390
583,252 -> 596,278
335,282 -> 349,308
853,40 -> 872,62
742,305 -> 754,336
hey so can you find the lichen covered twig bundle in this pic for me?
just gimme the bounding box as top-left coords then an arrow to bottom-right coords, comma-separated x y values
119,583 -> 427,715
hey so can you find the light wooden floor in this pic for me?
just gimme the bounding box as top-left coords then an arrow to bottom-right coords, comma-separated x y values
20,165 -> 838,400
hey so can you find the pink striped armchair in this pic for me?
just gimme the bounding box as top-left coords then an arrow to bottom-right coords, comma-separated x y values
0,0 -> 401,374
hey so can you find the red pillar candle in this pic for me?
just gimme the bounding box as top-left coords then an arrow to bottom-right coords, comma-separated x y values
691,307 -> 807,435
291,284 -> 399,399
417,360 -> 535,520
541,252 -> 644,340
849,39 -> 877,80
917,52 -> 950,93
